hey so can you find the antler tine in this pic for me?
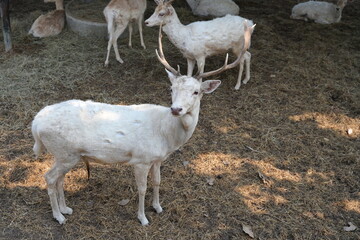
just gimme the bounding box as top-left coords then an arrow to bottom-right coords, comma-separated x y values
155,23 -> 180,76
196,21 -> 255,80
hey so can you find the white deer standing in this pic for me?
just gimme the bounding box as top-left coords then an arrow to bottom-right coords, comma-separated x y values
104,0 -> 147,66
31,22 -> 254,226
145,0 -> 255,90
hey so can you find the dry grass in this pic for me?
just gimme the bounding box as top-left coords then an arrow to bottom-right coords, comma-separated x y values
1,0 -> 360,239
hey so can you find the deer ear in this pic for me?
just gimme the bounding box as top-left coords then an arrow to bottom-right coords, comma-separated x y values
165,69 -> 177,83
201,80 -> 221,94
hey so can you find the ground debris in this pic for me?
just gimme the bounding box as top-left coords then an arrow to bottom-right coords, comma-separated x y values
343,222 -> 357,232
242,224 -> 254,238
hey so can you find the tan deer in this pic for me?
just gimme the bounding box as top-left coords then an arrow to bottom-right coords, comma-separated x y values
104,0 -> 147,66
28,0 -> 65,38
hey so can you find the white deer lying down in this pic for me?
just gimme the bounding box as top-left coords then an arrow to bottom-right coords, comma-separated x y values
186,0 -> 239,17
145,0 -> 255,90
291,0 -> 349,24
104,0 -> 147,66
31,22 -> 254,225
28,0 -> 65,38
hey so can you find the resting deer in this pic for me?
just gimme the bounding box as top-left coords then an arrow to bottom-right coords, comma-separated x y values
104,0 -> 147,66
291,0 -> 350,24
31,21 -> 254,225
28,0 -> 65,38
145,0 -> 255,90
186,0 -> 239,17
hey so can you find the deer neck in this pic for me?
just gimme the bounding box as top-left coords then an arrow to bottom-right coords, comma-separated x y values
162,10 -> 189,48
161,99 -> 200,151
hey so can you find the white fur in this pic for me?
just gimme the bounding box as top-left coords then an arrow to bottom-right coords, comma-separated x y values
186,0 -> 239,17
32,71 -> 221,225
145,1 -> 254,90
291,0 -> 348,24
103,0 -> 147,66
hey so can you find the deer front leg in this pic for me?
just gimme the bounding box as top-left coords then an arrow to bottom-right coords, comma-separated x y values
138,15 -> 146,49
134,163 -> 151,225
151,161 -> 163,214
187,58 -> 196,76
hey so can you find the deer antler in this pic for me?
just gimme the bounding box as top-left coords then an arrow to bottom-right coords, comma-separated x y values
155,23 -> 181,76
195,21 -> 255,80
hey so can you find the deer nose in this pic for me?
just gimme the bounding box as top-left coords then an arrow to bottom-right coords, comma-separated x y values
171,107 -> 183,116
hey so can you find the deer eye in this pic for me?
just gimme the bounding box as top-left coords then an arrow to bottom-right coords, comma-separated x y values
159,12 -> 165,17
193,91 -> 199,95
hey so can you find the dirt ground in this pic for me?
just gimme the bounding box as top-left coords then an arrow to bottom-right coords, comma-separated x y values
0,0 -> 359,239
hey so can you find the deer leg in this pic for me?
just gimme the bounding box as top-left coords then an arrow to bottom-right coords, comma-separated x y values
128,22 -> 133,48
196,57 -> 206,81
151,161 -> 163,214
56,174 -> 73,215
138,15 -> 146,49
105,30 -> 114,66
113,23 -> 128,64
187,58 -> 196,76
104,14 -> 114,66
242,51 -> 251,84
45,163 -> 65,224
46,154 -> 79,224
235,55 -> 245,90
134,163 -> 151,225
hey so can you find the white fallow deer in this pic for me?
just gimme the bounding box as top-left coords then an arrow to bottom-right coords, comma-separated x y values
186,0 -> 239,17
104,0 -> 147,66
31,22 -> 254,226
28,0 -> 65,38
291,0 -> 350,24
145,0 -> 255,90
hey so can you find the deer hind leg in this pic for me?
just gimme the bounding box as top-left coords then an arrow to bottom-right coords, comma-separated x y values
112,22 -> 128,64
45,154 -> 79,224
150,161 -> 163,214
134,163 -> 152,225
128,22 -> 133,48
235,51 -> 251,90
242,51 -> 251,84
105,15 -> 115,66
138,15 -> 146,49
57,174 -> 73,215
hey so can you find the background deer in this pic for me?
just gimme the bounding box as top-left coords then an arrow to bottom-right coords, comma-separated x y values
145,0 -> 255,90
28,0 -> 65,38
104,0 -> 147,66
291,0 -> 350,24
186,0 -> 239,17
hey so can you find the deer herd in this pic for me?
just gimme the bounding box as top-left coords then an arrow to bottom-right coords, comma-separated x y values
28,0 -> 351,225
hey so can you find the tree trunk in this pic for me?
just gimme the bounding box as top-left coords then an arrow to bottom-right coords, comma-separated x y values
1,0 -> 12,52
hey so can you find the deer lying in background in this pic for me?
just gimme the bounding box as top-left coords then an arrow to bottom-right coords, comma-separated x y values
28,0 -> 65,38
145,0 -> 255,90
31,21 -> 254,226
186,0 -> 239,17
291,0 -> 350,24
104,0 -> 147,66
